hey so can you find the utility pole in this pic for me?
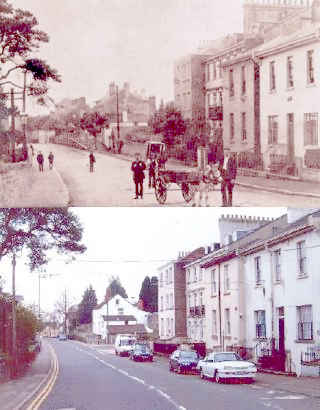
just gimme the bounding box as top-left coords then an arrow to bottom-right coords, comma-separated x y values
116,85 -> 120,141
22,70 -> 27,155
64,288 -> 67,335
11,253 -> 17,376
10,88 -> 15,162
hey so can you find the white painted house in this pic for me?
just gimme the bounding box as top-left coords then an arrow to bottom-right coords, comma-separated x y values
241,208 -> 320,376
92,295 -> 151,342
256,12 -> 320,181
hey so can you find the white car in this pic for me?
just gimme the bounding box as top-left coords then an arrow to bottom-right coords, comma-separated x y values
114,334 -> 136,356
197,351 -> 257,383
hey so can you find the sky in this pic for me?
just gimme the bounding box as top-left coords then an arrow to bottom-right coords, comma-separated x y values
0,207 -> 287,314
10,0 -> 243,113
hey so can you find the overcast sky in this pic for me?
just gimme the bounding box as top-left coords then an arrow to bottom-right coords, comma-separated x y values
10,0 -> 243,113
0,207 -> 286,313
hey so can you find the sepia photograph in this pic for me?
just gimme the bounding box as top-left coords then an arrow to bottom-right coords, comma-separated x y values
0,0 -> 320,206
0,0 -> 320,409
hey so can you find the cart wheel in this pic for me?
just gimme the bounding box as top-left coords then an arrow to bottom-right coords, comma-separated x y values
181,182 -> 195,203
155,178 -> 167,205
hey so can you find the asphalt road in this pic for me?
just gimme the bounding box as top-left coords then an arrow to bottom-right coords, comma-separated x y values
34,143 -> 320,207
39,340 -> 320,410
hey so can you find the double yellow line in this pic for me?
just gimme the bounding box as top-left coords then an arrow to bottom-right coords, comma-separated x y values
26,343 -> 59,410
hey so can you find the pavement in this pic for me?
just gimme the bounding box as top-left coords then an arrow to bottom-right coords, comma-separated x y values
0,340 -> 53,410
0,340 -> 319,410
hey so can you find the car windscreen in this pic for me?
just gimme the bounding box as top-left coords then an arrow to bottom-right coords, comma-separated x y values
180,351 -> 198,360
119,339 -> 135,346
214,353 -> 241,362
135,345 -> 150,353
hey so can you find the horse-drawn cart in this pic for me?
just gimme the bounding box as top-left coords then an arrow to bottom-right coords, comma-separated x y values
154,168 -> 200,205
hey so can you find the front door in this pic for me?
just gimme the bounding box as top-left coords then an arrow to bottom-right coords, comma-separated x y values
276,307 -> 286,372
279,318 -> 285,353
287,113 -> 295,165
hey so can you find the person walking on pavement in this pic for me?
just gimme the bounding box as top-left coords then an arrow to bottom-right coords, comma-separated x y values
36,151 -> 44,172
89,151 -> 96,172
220,147 -> 237,207
48,152 -> 54,170
131,153 -> 146,199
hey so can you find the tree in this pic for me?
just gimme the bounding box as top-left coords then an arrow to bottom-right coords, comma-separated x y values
139,276 -> 158,313
149,103 -> 186,148
16,304 -> 42,352
105,275 -> 128,301
0,1 -> 61,97
54,290 -> 69,334
162,105 -> 186,148
149,99 -> 166,135
149,276 -> 158,313
77,285 -> 97,324
139,276 -> 151,311
0,208 -> 86,271
80,111 -> 109,149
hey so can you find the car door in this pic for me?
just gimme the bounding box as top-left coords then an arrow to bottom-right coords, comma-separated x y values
173,351 -> 180,370
204,355 -> 214,377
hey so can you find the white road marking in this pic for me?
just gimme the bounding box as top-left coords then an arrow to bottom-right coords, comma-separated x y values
274,395 -> 305,400
71,344 -> 187,410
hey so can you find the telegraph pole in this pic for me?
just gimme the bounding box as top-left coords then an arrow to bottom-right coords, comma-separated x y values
11,253 -> 17,376
116,85 -> 120,140
22,70 -> 27,155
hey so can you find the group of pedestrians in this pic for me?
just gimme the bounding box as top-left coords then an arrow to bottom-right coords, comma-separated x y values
30,146 -> 55,172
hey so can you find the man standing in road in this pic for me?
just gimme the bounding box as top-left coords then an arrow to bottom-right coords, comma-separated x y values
36,151 -> 44,172
89,151 -> 96,173
220,147 -> 237,207
48,152 -> 54,170
131,153 -> 146,199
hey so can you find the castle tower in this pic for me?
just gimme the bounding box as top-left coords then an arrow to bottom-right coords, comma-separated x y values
243,0 -> 312,35
219,214 -> 274,246
312,0 -> 320,21
109,82 -> 116,97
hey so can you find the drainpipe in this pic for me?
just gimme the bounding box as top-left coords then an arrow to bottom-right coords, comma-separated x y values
218,263 -> 222,350
266,244 -> 275,353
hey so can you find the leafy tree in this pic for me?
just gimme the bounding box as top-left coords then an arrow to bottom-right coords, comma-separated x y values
139,276 -> 151,311
162,105 -> 186,147
80,111 -> 109,149
139,276 -> 158,313
0,1 -> 61,97
0,208 -> 86,271
149,103 -> 186,148
149,99 -> 166,134
105,275 -> 128,301
149,276 -> 158,313
77,285 -> 98,324
16,304 -> 42,353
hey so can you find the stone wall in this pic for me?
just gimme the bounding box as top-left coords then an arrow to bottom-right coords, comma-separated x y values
0,162 -> 34,206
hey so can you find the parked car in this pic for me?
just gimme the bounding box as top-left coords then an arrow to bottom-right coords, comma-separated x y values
114,334 -> 136,356
197,351 -> 257,383
169,349 -> 199,374
58,333 -> 67,341
129,344 -> 153,362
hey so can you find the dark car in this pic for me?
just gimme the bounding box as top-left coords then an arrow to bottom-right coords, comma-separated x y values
169,350 -> 199,374
129,344 -> 153,362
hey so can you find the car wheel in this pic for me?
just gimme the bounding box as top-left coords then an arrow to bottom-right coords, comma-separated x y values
216,371 -> 223,384
169,363 -> 173,372
200,368 -> 205,379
